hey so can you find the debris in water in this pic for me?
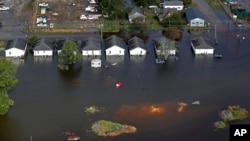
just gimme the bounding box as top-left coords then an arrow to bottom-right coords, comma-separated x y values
177,102 -> 187,112
191,101 -> 200,105
116,82 -> 123,88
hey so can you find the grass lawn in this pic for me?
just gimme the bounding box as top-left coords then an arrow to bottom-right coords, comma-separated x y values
206,0 -> 222,10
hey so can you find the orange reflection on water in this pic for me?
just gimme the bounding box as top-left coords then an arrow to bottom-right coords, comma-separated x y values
114,104 -> 167,122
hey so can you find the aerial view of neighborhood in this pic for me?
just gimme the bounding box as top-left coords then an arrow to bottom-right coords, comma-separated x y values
0,0 -> 250,141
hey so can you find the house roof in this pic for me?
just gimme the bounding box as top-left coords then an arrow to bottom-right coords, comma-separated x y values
163,0 -> 184,6
5,38 -> 27,50
34,38 -> 53,51
158,8 -> 178,19
129,6 -> 144,16
81,37 -> 101,50
191,37 -> 214,49
56,37 -> 78,51
105,35 -> 126,49
185,8 -> 204,22
154,36 -> 176,50
128,36 -> 145,50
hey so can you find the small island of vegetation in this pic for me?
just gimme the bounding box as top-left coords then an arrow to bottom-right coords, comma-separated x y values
214,105 -> 249,129
91,120 -> 137,137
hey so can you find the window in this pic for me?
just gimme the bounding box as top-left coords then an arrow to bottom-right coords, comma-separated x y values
9,51 -> 11,55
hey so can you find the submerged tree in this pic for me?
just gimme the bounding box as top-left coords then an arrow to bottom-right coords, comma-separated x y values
0,57 -> 18,115
57,41 -> 82,70
163,27 -> 182,40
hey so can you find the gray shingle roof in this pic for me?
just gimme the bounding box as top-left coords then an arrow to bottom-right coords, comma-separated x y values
5,38 -> 27,50
185,8 -> 204,22
163,0 -> 183,6
81,37 -> 101,50
129,6 -> 144,16
34,38 -> 53,51
191,37 -> 214,49
105,35 -> 126,49
128,36 -> 145,50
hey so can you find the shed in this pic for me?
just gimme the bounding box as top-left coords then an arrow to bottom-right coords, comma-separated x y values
185,8 -> 205,27
128,36 -> 146,56
5,38 -> 27,57
191,37 -> 214,55
91,59 -> 101,68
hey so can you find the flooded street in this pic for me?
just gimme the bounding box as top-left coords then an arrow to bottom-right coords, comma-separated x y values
1,0 -> 250,140
0,27 -> 250,141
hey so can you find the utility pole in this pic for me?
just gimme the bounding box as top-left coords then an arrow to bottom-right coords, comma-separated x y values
33,0 -> 39,29
215,24 -> 218,45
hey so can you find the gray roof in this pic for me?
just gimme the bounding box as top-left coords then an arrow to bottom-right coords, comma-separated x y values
5,38 -> 27,50
163,0 -> 183,6
81,37 -> 101,50
56,37 -> 78,51
185,8 -> 204,22
158,8 -> 178,19
128,36 -> 145,50
191,37 -> 214,49
105,35 -> 126,49
129,6 -> 144,16
34,38 -> 53,51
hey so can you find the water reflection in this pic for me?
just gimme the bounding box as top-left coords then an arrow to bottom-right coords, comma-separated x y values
34,56 -> 53,64
5,57 -> 24,66
105,56 -> 124,64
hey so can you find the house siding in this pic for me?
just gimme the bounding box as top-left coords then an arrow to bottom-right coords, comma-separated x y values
106,46 -> 125,56
190,18 -> 205,27
82,50 -> 101,56
130,47 -> 146,56
5,48 -> 26,57
34,50 -> 53,56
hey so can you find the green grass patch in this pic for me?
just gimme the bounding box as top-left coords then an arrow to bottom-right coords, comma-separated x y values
206,0 -> 222,10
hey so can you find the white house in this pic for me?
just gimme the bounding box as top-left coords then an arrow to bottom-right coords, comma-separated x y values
163,0 -> 184,11
105,35 -> 126,56
91,59 -> 101,68
185,8 -> 205,27
33,38 -> 53,57
5,38 -> 27,57
81,37 -> 102,56
128,36 -> 146,56
191,37 -> 214,55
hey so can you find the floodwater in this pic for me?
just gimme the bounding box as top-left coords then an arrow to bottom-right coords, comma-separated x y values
0,27 -> 250,141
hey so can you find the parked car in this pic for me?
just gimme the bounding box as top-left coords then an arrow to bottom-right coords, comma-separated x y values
0,6 -> 9,11
37,23 -> 47,27
85,6 -> 95,12
39,3 -> 49,7
80,15 -> 88,20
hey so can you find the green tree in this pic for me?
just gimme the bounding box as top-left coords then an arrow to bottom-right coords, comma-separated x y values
0,58 -> 18,91
0,91 -> 14,115
57,41 -> 82,70
96,0 -> 126,19
161,11 -> 186,26
182,0 -> 192,7
27,35 -> 38,47
0,57 -> 18,115
163,27 -> 182,40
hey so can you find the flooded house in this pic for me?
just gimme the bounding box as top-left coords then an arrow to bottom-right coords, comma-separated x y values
191,36 -> 214,55
128,36 -> 146,56
105,35 -> 126,56
81,37 -> 102,56
4,38 -> 27,58
33,38 -> 53,57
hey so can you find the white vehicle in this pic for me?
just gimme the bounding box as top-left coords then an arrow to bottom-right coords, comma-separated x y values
85,6 -> 97,12
88,15 -> 100,20
49,23 -> 54,28
36,16 -> 47,24
37,23 -> 47,27
89,0 -> 96,4
39,3 -> 49,7
0,6 -> 10,11
80,15 -> 87,20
